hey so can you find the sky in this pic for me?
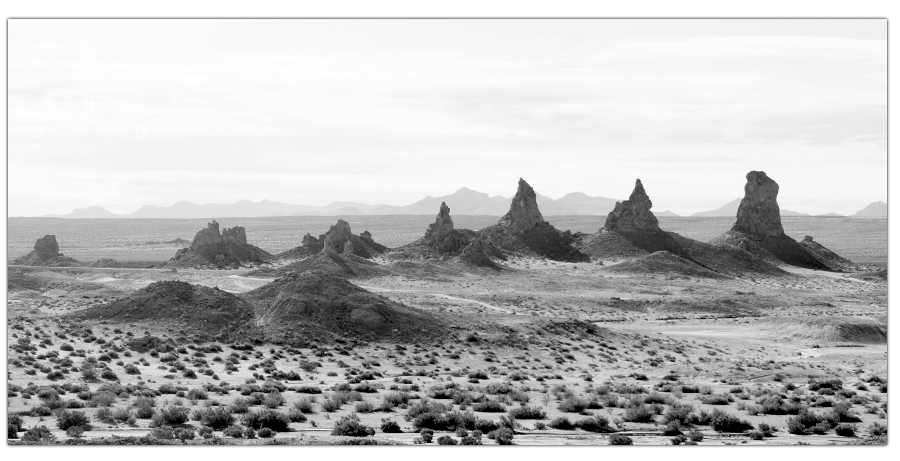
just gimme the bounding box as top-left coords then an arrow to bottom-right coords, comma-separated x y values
7,19 -> 887,216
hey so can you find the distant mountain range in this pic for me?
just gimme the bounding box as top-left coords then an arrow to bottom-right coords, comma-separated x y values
47,187 -> 622,219
45,191 -> 887,220
689,198 -> 886,218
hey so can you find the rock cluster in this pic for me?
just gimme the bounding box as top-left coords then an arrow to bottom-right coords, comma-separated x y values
169,220 -> 272,268
278,219 -> 388,261
604,179 -> 660,234
13,235 -> 81,267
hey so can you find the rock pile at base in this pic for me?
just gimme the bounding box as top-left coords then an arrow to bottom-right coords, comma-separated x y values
713,171 -> 833,271
278,219 -> 388,260
168,220 -> 273,268
245,270 -> 444,343
73,281 -> 258,341
13,235 -> 81,267
800,236 -> 858,272
481,178 -> 589,262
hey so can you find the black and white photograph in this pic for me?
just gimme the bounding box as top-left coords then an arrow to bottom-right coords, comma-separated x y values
4,12 -> 890,449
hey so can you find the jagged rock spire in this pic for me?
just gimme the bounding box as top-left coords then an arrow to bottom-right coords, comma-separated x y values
604,179 -> 660,233
424,202 -> 455,243
499,178 -> 544,233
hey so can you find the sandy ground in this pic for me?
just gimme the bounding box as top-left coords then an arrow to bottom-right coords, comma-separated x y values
6,255 -> 887,445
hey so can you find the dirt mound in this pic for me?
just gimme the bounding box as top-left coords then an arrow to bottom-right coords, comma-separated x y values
857,268 -> 887,281
800,236 -> 858,272
89,259 -> 160,269
713,230 -> 831,271
245,270 -> 445,343
574,230 -> 649,259
253,251 -> 392,279
277,220 -> 388,261
668,233 -> 788,277
8,271 -> 48,292
13,235 -> 82,267
605,251 -> 727,279
762,317 -> 886,344
168,221 -> 273,269
73,281 -> 258,341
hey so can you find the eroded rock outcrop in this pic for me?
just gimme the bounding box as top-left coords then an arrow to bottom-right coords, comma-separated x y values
168,220 -> 273,268
499,178 -> 545,233
13,235 -> 81,267
604,179 -> 659,234
713,171 -> 833,271
601,179 -> 696,263
481,178 -> 589,262
278,219 -> 388,261
800,236 -> 858,272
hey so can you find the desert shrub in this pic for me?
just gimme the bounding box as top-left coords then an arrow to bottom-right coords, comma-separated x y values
100,369 -> 118,380
186,388 -> 208,400
148,426 -> 175,440
355,401 -> 375,413
420,429 -> 434,443
198,406 -> 235,430
229,397 -> 251,414
708,409 -> 752,432
223,425 -> 245,438
623,402 -> 656,423
749,430 -> 765,440
758,423 -> 776,437
492,427 -> 514,445
294,397 -> 316,414
151,406 -> 190,427
437,435 -> 458,445
644,393 -> 673,405
242,409 -> 291,432
786,409 -> 830,435
687,429 -> 704,442
380,419 -> 402,433
66,426 -> 85,438
90,391 -> 117,408
331,414 -> 375,437
698,393 -> 733,405
548,416 -> 576,430
197,425 -> 214,438
754,395 -> 801,415
21,425 -> 56,443
577,415 -> 615,433
663,403 -> 694,425
808,378 -> 843,392
264,391 -> 285,408
257,427 -> 274,438
174,427 -> 195,441
608,434 -> 633,445
868,422 -> 887,436
662,421 -> 683,436
835,423 -> 856,437
508,406 -> 546,420
473,400 -> 506,413
57,410 -> 92,431
295,385 -> 322,394
831,401 -> 862,423
558,396 -> 591,413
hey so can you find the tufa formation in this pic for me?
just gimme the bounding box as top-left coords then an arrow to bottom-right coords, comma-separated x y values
714,171 -> 833,271
13,235 -> 81,267
169,220 -> 273,268
278,219 -> 388,260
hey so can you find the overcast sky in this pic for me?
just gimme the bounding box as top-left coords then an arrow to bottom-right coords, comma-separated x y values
8,19 -> 887,216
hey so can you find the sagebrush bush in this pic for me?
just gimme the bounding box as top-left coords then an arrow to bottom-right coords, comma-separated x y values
380,419 -> 402,433
608,434 -> 632,445
151,406 -> 191,427
242,409 -> 291,432
331,414 -> 375,437
57,410 -> 91,431
577,415 -> 615,433
223,425 -> 245,438
508,406 -> 546,420
493,427 -> 514,445
473,400 -> 506,413
548,416 -> 576,430
199,406 -> 235,430
708,409 -> 753,433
